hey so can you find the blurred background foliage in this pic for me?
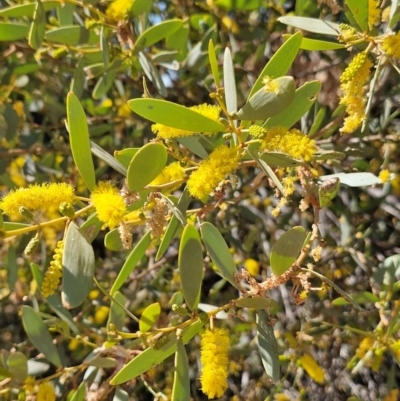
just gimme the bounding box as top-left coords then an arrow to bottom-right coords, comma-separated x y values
0,0 -> 400,400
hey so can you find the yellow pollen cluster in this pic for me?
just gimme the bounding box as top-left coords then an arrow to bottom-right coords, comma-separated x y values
261,126 -> 316,162
150,162 -> 186,186
37,382 -> 56,401
340,53 -> 373,134
151,104 -> 220,139
91,182 -> 127,229
381,31 -> 400,59
0,183 -> 74,217
41,241 -> 64,298
338,24 -> 357,43
248,125 -> 267,138
200,328 -> 230,399
356,336 -> 375,358
368,0 -> 381,30
378,169 -> 390,183
187,145 -> 240,200
106,0 -> 135,22
299,353 -> 325,384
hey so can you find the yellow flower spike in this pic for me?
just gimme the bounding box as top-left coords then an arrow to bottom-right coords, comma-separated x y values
187,145 -> 240,200
90,182 -> 127,229
0,183 -> 75,217
381,31 -> 400,59
299,353 -> 325,384
36,382 -> 56,401
106,0 -> 135,22
41,241 -> 64,298
200,328 -> 230,399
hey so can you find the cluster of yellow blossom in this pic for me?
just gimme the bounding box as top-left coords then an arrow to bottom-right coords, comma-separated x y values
41,241 -> 64,297
187,145 -> 240,200
90,182 -> 127,229
150,162 -> 186,186
368,0 -> 381,30
299,353 -> 325,384
0,183 -> 74,217
339,52 -> 373,134
260,126 -> 316,161
151,104 -> 220,139
106,0 -> 135,22
381,31 -> 400,59
200,328 -> 230,399
37,382 -> 56,401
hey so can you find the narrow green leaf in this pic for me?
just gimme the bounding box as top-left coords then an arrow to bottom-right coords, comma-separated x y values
236,297 -> 279,309
319,172 -> 382,187
249,32 -> 302,98
110,232 -> 152,295
302,268 -> 363,311
0,23 -> 29,41
92,70 -> 116,100
0,1 -> 58,17
345,0 -> 368,32
177,136 -> 209,159
223,47 -> 237,116
90,141 -> 127,176
70,57 -> 86,99
200,222 -> 239,289
104,229 -> 123,251
62,222 -> 95,309
21,306 -> 62,367
179,224 -> 204,311
270,226 -> 307,276
57,2 -> 75,25
139,51 -> 167,97
69,381 -> 86,401
79,213 -> 103,243
31,263 -> 79,334
298,36 -> 344,51
257,310 -> 279,382
139,302 -> 161,332
135,19 -> 183,50
107,291 -> 126,335
66,92 -> 96,191
128,98 -> 225,132
110,319 -> 204,385
277,16 -> 340,36
332,291 -> 379,306
208,39 -> 220,87
130,0 -> 154,15
100,27 -> 109,70
264,81 -> 321,129
318,177 -> 340,207
389,0 -> 400,28
260,152 -> 301,168
28,0 -> 46,49
171,339 -> 190,401
7,245 -> 17,290
113,387 -> 129,401
156,187 -> 191,261
7,352 -> 28,382
215,0 -> 263,10
127,142 -> 167,191
236,76 -> 296,121
45,26 -> 98,45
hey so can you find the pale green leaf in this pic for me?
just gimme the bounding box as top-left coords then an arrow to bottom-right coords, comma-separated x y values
110,231 -> 152,295
236,297 -> 279,309
7,352 -> 28,382
319,172 -> 382,187
0,1 -> 58,17
45,26 -> 98,45
130,0 -> 154,15
127,98 -> 225,132
104,229 -> 123,251
283,34 -> 344,50
345,0 -> 368,31
66,92 -> 96,191
179,224 -> 204,311
0,23 -> 29,41
28,0 -> 46,49
114,148 -> 139,168
270,227 -> 307,276
107,291 -> 126,335
223,47 -> 237,116
139,302 -> 161,332
171,339 -> 190,401
278,16 -> 340,36
200,222 -> 239,289
209,39 -> 220,86
62,222 -> 95,309
21,306 -> 62,367
260,152 -> 301,168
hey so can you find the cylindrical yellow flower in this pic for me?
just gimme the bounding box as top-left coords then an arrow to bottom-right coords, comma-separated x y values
41,241 -> 64,298
37,382 -> 56,401
90,182 -> 127,229
200,328 -> 230,399
106,0 -> 135,22
187,145 -> 240,200
299,353 -> 325,384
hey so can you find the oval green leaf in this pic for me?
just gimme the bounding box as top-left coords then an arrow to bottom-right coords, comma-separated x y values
264,80 -> 322,129
179,224 -> 204,311
107,291 -> 126,336
45,26 -> 97,45
257,310 -> 279,382
127,142 -> 167,192
110,231 -> 152,295
127,98 -> 225,132
277,16 -> 340,36
346,0 -> 368,32
248,32 -> 302,98
28,0 -> 45,49
270,226 -> 307,276
236,76 -> 296,121
7,352 -> 28,382
130,0 -> 154,15
62,222 -> 95,309
66,91 -> 96,191
104,228 -> 123,251
171,339 -> 190,401
223,47 -> 237,116
236,297 -> 279,309
135,19 -> 183,50
21,306 -> 62,367
139,302 -> 161,332
0,1 -> 58,17
110,319 -> 204,385
114,148 -> 139,168
200,222 -> 239,289
0,23 -> 29,41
